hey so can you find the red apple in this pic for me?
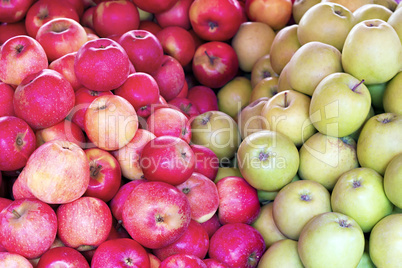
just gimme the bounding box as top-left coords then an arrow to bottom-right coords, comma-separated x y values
81,6 -> 95,29
122,181 -> 192,249
0,252 -> 33,268
36,18 -> 87,62
155,0 -> 193,29
209,223 -> 265,268
92,0 -> 140,38
22,139 -> 90,204
57,196 -> 113,251
0,22 -> 28,46
74,38 -> 130,91
192,41 -> 239,88
0,197 -> 12,212
200,213 -> 221,238
160,254 -> 207,268
0,35 -> 48,86
0,116 -> 36,171
25,0 -> 80,37
149,253 -> 162,268
36,247 -> 90,268
140,136 -> 195,185
35,119 -> 86,148
176,172 -> 219,223
187,85 -> 219,113
13,69 -> 75,130
0,0 -> 35,23
49,52 -> 83,91
189,0 -> 243,41
0,198 -> 57,259
66,0 -> 85,17
11,169 -> 36,200
138,20 -> 162,35
91,238 -> 150,268
190,144 -> 219,180
203,259 -> 230,268
84,94 -> 139,151
168,97 -> 200,119
114,72 -> 160,119
177,80 -> 189,98
84,148 -> 122,203
131,0 -> 178,14
245,0 -> 293,31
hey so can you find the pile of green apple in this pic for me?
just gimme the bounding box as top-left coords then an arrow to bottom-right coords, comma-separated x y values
196,1 -> 402,267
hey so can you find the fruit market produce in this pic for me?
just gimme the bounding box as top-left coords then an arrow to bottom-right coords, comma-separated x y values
0,0 -> 401,267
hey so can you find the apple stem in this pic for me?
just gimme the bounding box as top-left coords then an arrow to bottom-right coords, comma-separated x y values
352,180 -> 361,188
204,50 -> 215,65
351,79 -> 365,92
90,164 -> 102,177
11,209 -> 21,219
284,92 -> 288,107
338,219 -> 351,228
15,44 -> 24,54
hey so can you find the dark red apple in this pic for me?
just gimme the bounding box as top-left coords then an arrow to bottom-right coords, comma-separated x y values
0,22 -> 28,46
81,6 -> 95,29
131,0 -> 178,14
168,97 -> 200,119
187,85 -> 219,113
203,258 -> 230,268
200,213 -> 221,239
138,21 -> 162,36
36,247 -> 90,268
190,144 -> 219,180
0,0 -> 35,23
49,52 -> 83,91
155,0 -> 193,29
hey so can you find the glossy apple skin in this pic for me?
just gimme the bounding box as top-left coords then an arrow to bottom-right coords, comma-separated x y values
155,0 -> 193,29
187,86 -> 219,113
122,181 -> 192,249
35,119 -> 86,148
132,0 -> 178,14
138,21 -> 162,36
83,148 -> 122,203
0,198 -> 12,213
93,0 -> 139,38
0,198 -> 57,259
0,0 -> 35,23
209,223 -> 266,268
192,41 -> 239,89
0,22 -> 28,46
189,0 -> 243,41
0,35 -> 48,86
13,69 -> 75,130
0,116 -> 36,171
0,252 -> 33,268
74,38 -> 130,91
11,169 -> 36,200
49,52 -> 82,91
36,247 -> 90,268
200,213 -> 221,238
191,144 -> 219,181
160,254 -> 207,268
57,196 -> 113,251
168,97 -> 200,119
81,6 -> 95,29
203,258 -> 230,268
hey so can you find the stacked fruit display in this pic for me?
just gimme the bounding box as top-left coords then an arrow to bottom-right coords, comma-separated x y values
0,0 -> 401,267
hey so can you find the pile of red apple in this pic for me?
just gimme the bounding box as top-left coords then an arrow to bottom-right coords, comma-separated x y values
1,0 -> 402,267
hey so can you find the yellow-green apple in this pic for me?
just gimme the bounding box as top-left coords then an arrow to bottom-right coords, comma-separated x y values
258,239 -> 304,268
49,52 -> 82,91
208,223 -> 265,268
292,0 -> 321,24
298,2 -> 355,51
192,41 -> 239,89
0,82 -> 15,117
191,111 -> 241,161
132,0 -> 178,14
357,252 -> 376,268
112,129 -> 156,180
190,144 -> 219,181
187,85 -> 219,114
384,153 -> 402,208
369,213 -> 402,267
214,167 -> 243,183
0,22 -> 28,46
256,174 -> 300,204
298,212 -> 365,268
367,83 -> 386,111
168,97 -> 200,119
36,247 -> 90,268
251,202 -> 287,248
273,180 -> 332,240
159,254 -> 207,267
269,24 -> 301,75
342,19 -> 402,85
0,35 -> 48,86
92,0 -> 139,38
374,0 -> 398,11
0,252 -> 33,268
245,0 -> 293,30
24,0 -> 79,37
35,18 -> 87,62
237,130 -> 299,192
261,89 -> 316,147
320,0 -> 371,12
286,41 -> 343,96
353,4 -> 393,23
250,77 -> 279,103
383,71 -> 402,115
0,198 -> 57,259
155,0 -> 193,29
57,196 -> 112,251
231,22 -> 276,72
357,113 -> 402,175
216,176 -> 260,225
0,0 -> 35,23
331,167 -> 394,232
74,38 -> 131,91
388,6 -> 402,43
298,133 -> 359,190
0,116 -> 36,171
153,220 -> 209,261
309,72 -> 371,137
22,140 -> 90,204
189,0 -> 243,41
176,172 -> 219,223
122,181 -> 192,249
217,76 -> 252,119
277,63 -> 293,92
84,94 -> 138,151
238,97 -> 269,140
250,54 -> 278,88
349,105 -> 375,141
140,136 -> 195,185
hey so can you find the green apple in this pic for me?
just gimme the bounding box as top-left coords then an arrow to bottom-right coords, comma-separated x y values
367,82 -> 386,112
261,89 -> 316,147
257,174 -> 300,204
384,152 -> 402,208
298,2 -> 355,51
331,167 -> 394,233
237,130 -> 299,192
251,202 -> 287,248
277,63 -> 293,93
357,113 -> 402,175
269,24 -> 301,75
342,19 -> 402,85
321,0 -> 371,12
299,133 -> 359,190
286,41 -> 343,96
250,54 -> 278,88
237,97 -> 269,140
372,0 -> 398,11
353,4 -> 393,23
292,0 -> 322,24
387,7 -> 402,43
309,72 -> 372,138
258,239 -> 304,268
217,76 -> 252,119
191,111 -> 241,162
349,105 -> 375,142
250,77 -> 278,103
298,212 -> 365,268
273,180 -> 331,240
357,252 -> 376,268
369,214 -> 402,268
383,71 -> 402,115
214,167 -> 242,184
